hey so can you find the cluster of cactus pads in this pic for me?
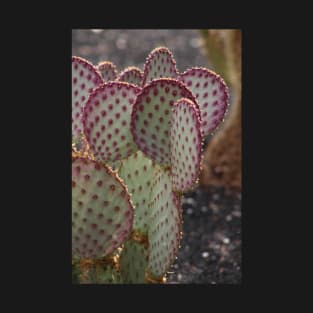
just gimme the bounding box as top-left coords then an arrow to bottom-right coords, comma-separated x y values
72,47 -> 229,284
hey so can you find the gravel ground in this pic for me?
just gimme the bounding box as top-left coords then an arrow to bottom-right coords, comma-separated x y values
72,29 -> 241,284
167,186 -> 241,284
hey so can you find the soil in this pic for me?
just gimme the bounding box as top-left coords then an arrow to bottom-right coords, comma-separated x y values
72,29 -> 242,284
166,186 -> 241,284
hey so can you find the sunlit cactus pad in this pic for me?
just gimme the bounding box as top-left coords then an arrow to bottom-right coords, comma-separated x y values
118,151 -> 159,234
171,98 -> 202,191
97,61 -> 118,82
72,56 -> 103,140
142,47 -> 178,86
118,67 -> 143,86
147,169 -> 182,277
119,239 -> 148,283
72,157 -> 134,258
178,68 -> 229,135
83,82 -> 141,161
131,78 -> 196,165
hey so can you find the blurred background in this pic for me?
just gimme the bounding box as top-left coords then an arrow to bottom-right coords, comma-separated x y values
72,29 -> 241,284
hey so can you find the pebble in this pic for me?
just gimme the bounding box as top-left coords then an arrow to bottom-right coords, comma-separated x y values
226,214 -> 232,222
212,193 -> 220,201
201,206 -> 208,213
190,37 -> 203,48
116,36 -> 127,50
183,198 -> 196,206
202,251 -> 209,258
223,238 -> 230,244
186,208 -> 193,215
209,202 -> 219,213
233,211 -> 241,218
91,29 -> 103,33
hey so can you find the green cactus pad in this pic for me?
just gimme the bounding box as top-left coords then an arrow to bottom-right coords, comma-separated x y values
118,151 -> 159,234
91,264 -> 122,283
170,98 -> 203,192
178,68 -> 229,136
72,157 -> 134,259
118,67 -> 143,86
147,169 -> 182,278
82,82 -> 141,162
119,239 -> 148,283
79,263 -> 122,284
131,78 -> 197,165
72,56 -> 103,140
142,47 -> 178,87
97,61 -> 118,81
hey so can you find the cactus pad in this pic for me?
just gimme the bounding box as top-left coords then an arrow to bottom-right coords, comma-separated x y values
79,263 -> 122,284
131,78 -> 197,165
178,68 -> 229,136
97,61 -> 118,81
72,56 -> 103,140
118,67 -> 143,86
171,98 -> 202,191
83,82 -> 141,161
147,169 -> 182,277
119,239 -> 148,283
118,151 -> 159,234
72,157 -> 134,259
142,47 -> 178,87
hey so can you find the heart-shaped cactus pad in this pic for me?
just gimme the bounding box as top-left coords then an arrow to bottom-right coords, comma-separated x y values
147,169 -> 182,278
83,82 -> 141,162
118,67 -> 143,86
97,61 -> 118,81
131,78 -> 197,165
72,156 -> 134,259
178,68 -> 229,136
142,47 -> 178,87
170,98 -> 203,192
72,56 -> 103,140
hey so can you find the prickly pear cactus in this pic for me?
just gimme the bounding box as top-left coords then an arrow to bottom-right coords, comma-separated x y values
119,238 -> 148,283
97,61 -> 118,81
72,157 -> 134,259
142,47 -> 178,86
72,47 -> 229,284
82,82 -> 141,161
147,169 -> 182,278
72,57 -> 103,141
118,151 -> 159,235
118,67 -> 143,86
131,78 -> 196,165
